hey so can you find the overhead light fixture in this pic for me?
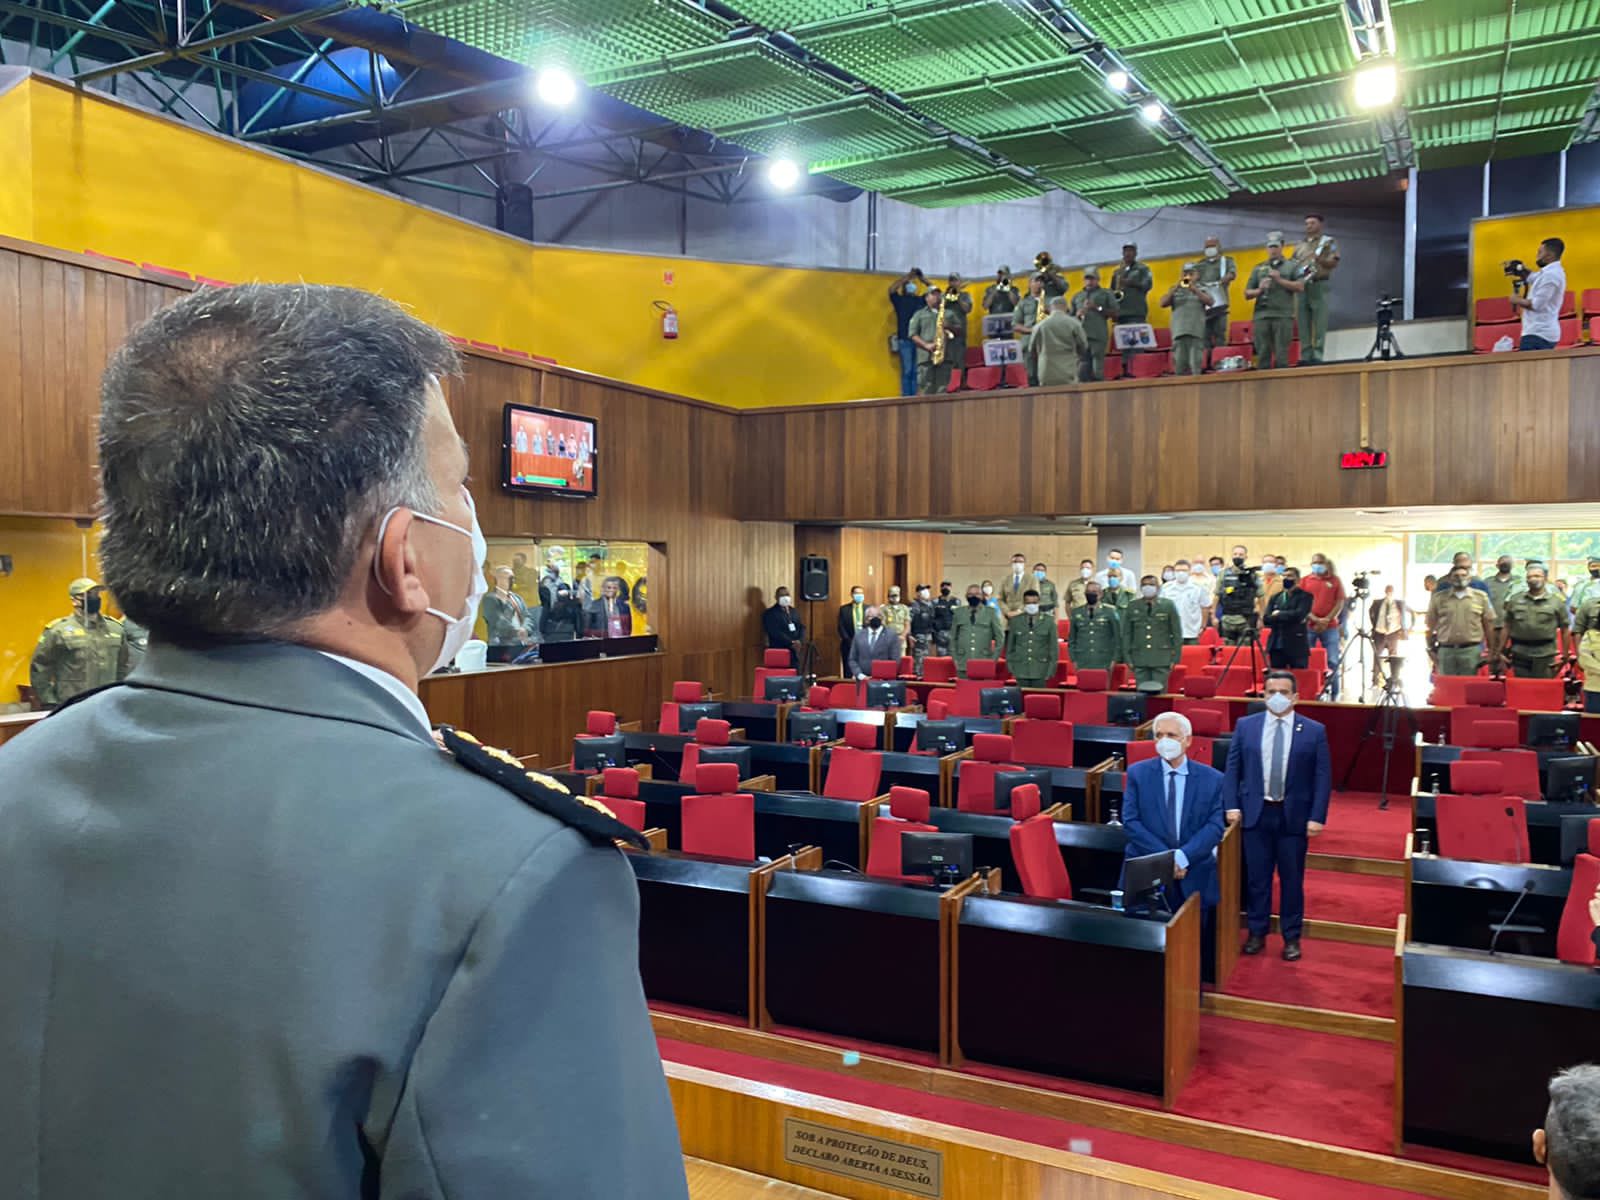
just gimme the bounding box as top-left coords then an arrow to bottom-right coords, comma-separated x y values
1106,69 -> 1129,92
767,158 -> 801,190
1352,59 -> 1397,109
534,66 -> 577,108
1140,100 -> 1164,122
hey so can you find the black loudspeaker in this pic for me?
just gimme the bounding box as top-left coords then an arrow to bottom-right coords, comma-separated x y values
800,556 -> 830,601
495,183 -> 534,241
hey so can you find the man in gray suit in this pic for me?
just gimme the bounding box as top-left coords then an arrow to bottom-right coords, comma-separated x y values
847,605 -> 904,678
0,284 -> 688,1199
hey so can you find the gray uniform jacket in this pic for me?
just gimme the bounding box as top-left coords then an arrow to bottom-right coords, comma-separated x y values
0,639 -> 687,1200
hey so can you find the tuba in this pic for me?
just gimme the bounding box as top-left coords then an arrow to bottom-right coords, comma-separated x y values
932,288 -> 950,366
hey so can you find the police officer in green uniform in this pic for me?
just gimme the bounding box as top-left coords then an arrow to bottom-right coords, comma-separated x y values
29,577 -> 128,707
1122,575 -> 1183,691
1111,243 -> 1154,378
1072,269 -> 1116,382
1013,275 -> 1049,386
1068,583 -> 1122,672
1030,562 -> 1059,616
1216,546 -> 1260,645
1194,235 -> 1237,370
1292,214 -> 1340,365
1500,566 -> 1571,679
907,287 -> 956,395
1427,562 -> 1498,676
1567,556 -> 1600,630
1485,554 -> 1520,653
951,584 -> 1004,678
1162,263 -> 1211,376
1005,589 -> 1059,689
881,586 -> 912,643
1244,233 -> 1306,370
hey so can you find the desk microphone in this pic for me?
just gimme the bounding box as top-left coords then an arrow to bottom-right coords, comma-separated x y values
642,742 -> 681,781
1488,879 -> 1537,956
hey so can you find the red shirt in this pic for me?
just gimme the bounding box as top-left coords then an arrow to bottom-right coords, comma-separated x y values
1302,573 -> 1345,627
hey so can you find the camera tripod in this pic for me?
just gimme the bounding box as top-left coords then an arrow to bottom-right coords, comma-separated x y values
1341,667 -> 1418,810
1218,614 -> 1265,692
1364,319 -> 1404,361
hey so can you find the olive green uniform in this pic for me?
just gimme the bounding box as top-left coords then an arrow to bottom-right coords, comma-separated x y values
1101,584 -> 1133,614
1112,260 -> 1154,376
1427,587 -> 1495,676
1005,611 -> 1059,689
1215,565 -> 1258,644
1193,253 -> 1236,366
1292,233 -> 1339,364
1027,311 -> 1089,387
1039,268 -> 1068,300
984,280 -> 1020,315
1072,286 -> 1116,382
1568,575 -> 1600,628
30,613 -> 128,706
1033,577 -> 1060,615
946,290 -> 972,381
1167,284 -> 1209,376
1064,576 -> 1092,611
1575,597 -> 1600,702
908,305 -> 963,395
1485,572 -> 1518,653
1122,596 -> 1183,690
1246,257 -> 1304,369
881,602 -> 911,641
1501,590 -> 1565,678
1068,603 -> 1123,672
1014,294 -> 1047,386
120,617 -> 150,673
950,603 -> 1004,677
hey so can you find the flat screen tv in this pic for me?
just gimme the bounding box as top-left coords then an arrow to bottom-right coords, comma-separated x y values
503,403 -> 597,499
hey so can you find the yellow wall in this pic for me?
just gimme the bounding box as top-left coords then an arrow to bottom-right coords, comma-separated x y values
0,517 -> 99,707
0,82 -> 33,239
1472,205 -> 1600,322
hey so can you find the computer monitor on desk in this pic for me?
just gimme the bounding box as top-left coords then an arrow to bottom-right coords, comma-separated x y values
1528,712 -> 1580,750
1560,813 -> 1600,864
677,701 -> 723,729
762,675 -> 803,702
994,768 -> 1051,814
980,686 -> 1023,718
698,744 -> 754,779
1106,693 -> 1147,725
866,679 -> 906,708
573,732 -> 625,773
1545,755 -> 1597,804
915,719 -> 966,755
901,832 -> 974,886
1122,850 -> 1175,910
788,712 -> 838,745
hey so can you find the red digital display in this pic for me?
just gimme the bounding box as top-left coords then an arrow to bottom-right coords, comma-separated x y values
1340,449 -> 1388,470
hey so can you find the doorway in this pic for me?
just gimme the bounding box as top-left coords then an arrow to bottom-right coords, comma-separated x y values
882,553 -> 908,601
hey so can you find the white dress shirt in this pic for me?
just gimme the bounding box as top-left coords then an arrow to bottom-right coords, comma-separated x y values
1375,597 -> 1403,635
1161,579 -> 1208,639
317,650 -> 434,738
1521,260 -> 1566,343
1260,711 -> 1295,802
1162,757 -> 1191,870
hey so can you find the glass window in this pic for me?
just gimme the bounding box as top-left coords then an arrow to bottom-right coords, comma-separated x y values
478,538 -> 653,661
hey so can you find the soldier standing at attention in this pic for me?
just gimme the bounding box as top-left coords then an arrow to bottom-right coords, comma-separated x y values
1031,561 -> 1060,616
1574,586 -> 1600,712
1069,582 -> 1122,673
907,287 -> 952,396
1244,233 -> 1305,370
1194,235 -> 1237,370
1065,559 -> 1095,612
1566,556 -> 1600,630
881,585 -> 912,644
29,577 -> 127,707
1123,575 -> 1184,692
1013,274 -> 1049,386
932,581 -> 957,658
1485,554 -> 1520,654
908,585 -> 938,676
1292,213 -> 1340,365
951,584 -> 1004,678
1072,268 -> 1116,382
1162,263 -> 1211,376
1427,561 -> 1498,676
1102,566 -> 1133,611
1500,566 -> 1571,679
1006,590 -> 1058,689
1111,242 -> 1154,378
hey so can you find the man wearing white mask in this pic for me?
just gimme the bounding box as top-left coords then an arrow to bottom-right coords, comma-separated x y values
1162,557 -> 1212,645
1224,671 -> 1332,962
1000,551 -> 1031,620
1193,234 -> 1237,370
0,284 -> 687,1198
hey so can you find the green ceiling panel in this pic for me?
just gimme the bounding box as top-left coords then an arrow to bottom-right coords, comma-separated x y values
1490,128 -> 1579,160
1506,35 -> 1600,93
1082,178 -> 1230,211
1062,0 -> 1338,52
888,171 -> 1048,207
714,96 -> 929,161
1390,0 -> 1511,59
1174,93 -> 1284,141
1252,79 -> 1355,129
596,40 -> 848,127
1496,84 -> 1597,131
810,141 -> 992,189
403,0 -> 731,75
721,0 -> 885,31
1042,146 -> 1213,191
900,61 -> 1120,139
1312,152 -> 1390,182
1233,163 -> 1318,191
1509,0 -> 1600,42
984,113 -> 1170,170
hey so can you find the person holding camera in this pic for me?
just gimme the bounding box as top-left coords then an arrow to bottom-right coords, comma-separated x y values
1263,566 -> 1314,670
983,266 -> 1019,315
1217,545 -> 1259,646
888,268 -> 929,397
1507,238 -> 1566,350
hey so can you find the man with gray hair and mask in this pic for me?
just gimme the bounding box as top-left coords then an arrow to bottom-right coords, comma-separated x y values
1536,1064 -> 1600,1200
0,285 -> 687,1199
1193,234 -> 1237,370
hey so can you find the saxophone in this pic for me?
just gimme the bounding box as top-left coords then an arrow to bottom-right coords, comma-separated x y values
932,288 -> 950,366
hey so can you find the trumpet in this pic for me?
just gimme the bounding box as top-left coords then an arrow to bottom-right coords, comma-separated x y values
1034,251 -> 1053,271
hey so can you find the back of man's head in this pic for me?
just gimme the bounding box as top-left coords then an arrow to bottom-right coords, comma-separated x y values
98,284 -> 457,644
1542,1065 -> 1600,1199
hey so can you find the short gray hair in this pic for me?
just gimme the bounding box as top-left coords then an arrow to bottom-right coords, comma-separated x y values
1548,1065 -> 1600,1199
98,284 -> 458,643
1152,711 -> 1193,738
1048,297 -> 1068,312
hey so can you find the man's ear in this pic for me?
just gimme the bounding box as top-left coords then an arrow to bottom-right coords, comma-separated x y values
373,510 -> 432,617
1533,1127 -> 1547,1166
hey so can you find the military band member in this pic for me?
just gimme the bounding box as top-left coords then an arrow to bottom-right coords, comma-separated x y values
1194,235 -> 1237,369
1013,275 -> 1049,386
1006,590 -> 1059,689
1072,269 -> 1117,382
983,266 -> 1020,315
907,287 -> 954,396
1500,566 -> 1571,679
1162,263 -> 1211,376
1292,214 -> 1340,365
1028,297 -> 1088,386
1111,242 -> 1154,378
29,577 -> 127,707
1069,584 -> 1123,672
1244,233 -> 1306,370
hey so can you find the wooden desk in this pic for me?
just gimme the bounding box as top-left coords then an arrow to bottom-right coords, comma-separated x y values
889,711 -> 1005,753
637,780 -> 875,868
951,891 -> 1201,1106
1405,849 -> 1572,956
0,710 -> 46,748
1410,779 -> 1597,866
722,700 -> 796,744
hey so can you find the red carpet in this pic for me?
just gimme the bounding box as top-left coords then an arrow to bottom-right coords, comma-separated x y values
661,1037 -> 1450,1200
1316,791 -> 1412,861
1219,937 -> 1395,1018
1275,867 -> 1402,930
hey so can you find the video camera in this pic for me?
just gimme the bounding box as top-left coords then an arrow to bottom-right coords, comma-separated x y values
1217,563 -> 1260,619
1502,260 -> 1531,293
1375,295 -> 1397,330
1351,568 -> 1379,598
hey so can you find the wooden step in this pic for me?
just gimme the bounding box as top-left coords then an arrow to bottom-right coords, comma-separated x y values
1201,992 -> 1394,1043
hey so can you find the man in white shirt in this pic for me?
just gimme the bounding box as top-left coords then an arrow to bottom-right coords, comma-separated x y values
1161,558 -> 1211,644
1510,237 -> 1567,351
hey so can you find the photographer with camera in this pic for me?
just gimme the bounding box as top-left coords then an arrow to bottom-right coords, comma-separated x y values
1506,238 -> 1566,351
984,266 -> 1020,315
888,267 -> 928,396
1217,545 -> 1260,646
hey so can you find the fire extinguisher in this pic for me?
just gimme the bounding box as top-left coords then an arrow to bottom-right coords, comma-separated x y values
653,300 -> 679,339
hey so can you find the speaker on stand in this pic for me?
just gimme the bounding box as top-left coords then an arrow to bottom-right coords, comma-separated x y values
799,555 -> 829,686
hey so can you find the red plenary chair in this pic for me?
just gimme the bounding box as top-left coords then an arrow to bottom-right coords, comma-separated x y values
1228,319 -> 1253,347
1558,316 -> 1581,347
1475,296 -> 1516,324
1182,673 -> 1219,699
821,723 -> 884,801
1164,664 -> 1188,694
1126,736 -> 1215,767
1583,288 -> 1600,322
1461,748 -> 1541,801
1175,698 -> 1230,732
682,763 -> 755,860
1179,644 -> 1214,673
1473,324 -> 1514,353
1154,326 -> 1173,349
1307,645 -> 1328,675
1109,663 -> 1132,690
1184,708 -> 1227,741
967,659 -> 1000,680
679,717 -> 732,777
1561,290 -> 1578,318
580,710 -> 618,738
1450,706 -> 1521,748
965,365 -> 1000,391
598,767 -> 647,832
1199,626 -> 1220,646
865,786 -> 940,882
1010,814 -> 1073,900
1006,782 -> 1044,820
1429,675 -> 1471,708
870,659 -> 901,680
957,733 -> 1025,814
1291,668 -> 1323,699
804,685 -> 832,712
753,648 -> 793,696
923,657 -> 957,683
1557,854 -> 1600,966
1012,693 -> 1075,769
828,681 -> 864,708
1504,676 -> 1565,710
1438,760 -> 1530,862
1215,663 -> 1255,697
1462,678 -> 1506,707
658,680 -> 706,734
926,693 -> 952,719
1065,669 -> 1111,724
1130,350 -> 1169,378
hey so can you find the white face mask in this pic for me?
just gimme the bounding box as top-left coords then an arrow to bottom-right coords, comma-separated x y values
778,595 -> 792,607
375,487 -> 488,676
982,585 -> 994,596
1140,584 -> 1158,598
1162,570 -> 1175,582
1024,603 -> 1040,615
1080,567 -> 1093,579
1204,246 -> 1219,259
917,590 -> 930,600
1012,563 -> 1025,575
1265,692 -> 1293,716
1155,736 -> 1184,762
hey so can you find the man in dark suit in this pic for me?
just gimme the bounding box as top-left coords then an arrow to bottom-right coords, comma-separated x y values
838,584 -> 867,675
585,576 -> 633,638
1121,711 -> 1227,930
762,586 -> 806,669
1224,670 -> 1332,961
847,606 -> 903,679
1263,564 -> 1314,669
1368,584 -> 1408,687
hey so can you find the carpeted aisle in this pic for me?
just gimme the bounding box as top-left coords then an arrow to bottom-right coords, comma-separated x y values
1315,791 -> 1413,860
1219,937 -> 1395,1017
1274,867 -> 1403,930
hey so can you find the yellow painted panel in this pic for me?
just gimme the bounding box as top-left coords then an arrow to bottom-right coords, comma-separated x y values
1472,207 -> 1600,326
0,80 -> 33,240
0,517 -> 99,705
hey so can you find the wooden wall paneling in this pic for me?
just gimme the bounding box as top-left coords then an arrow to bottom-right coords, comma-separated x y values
0,249 -> 22,509
1566,357 -> 1600,499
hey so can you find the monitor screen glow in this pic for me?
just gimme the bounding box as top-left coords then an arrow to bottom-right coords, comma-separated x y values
503,404 -> 598,498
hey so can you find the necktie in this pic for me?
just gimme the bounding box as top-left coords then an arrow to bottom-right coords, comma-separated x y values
1167,769 -> 1178,834
1269,719 -> 1286,801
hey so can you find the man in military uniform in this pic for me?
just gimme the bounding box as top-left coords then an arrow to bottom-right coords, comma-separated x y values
1072,269 -> 1116,382
1485,554 -> 1520,652
1216,545 -> 1260,645
1068,582 -> 1122,672
951,584 -> 1003,678
881,585 -> 912,644
120,615 -> 150,673
1027,296 -> 1088,386
1111,242 -> 1154,378
1500,566 -> 1571,679
1574,585 -> 1600,712
1065,559 -> 1095,612
29,577 -> 128,707
907,287 -> 957,396
1035,251 -> 1068,299
908,585 -> 938,676
0,285 -> 687,1197
1292,214 -> 1340,365
1102,566 -> 1133,612
1030,561 -> 1060,615
1122,575 -> 1183,691
1244,234 -> 1306,370
1006,589 -> 1059,689
944,273 -> 973,382
1567,556 -> 1600,629
983,266 -> 1019,315
932,581 -> 957,657
1194,235 -> 1237,370
1162,263 -> 1211,376
1013,274 -> 1049,386
1427,562 -> 1498,676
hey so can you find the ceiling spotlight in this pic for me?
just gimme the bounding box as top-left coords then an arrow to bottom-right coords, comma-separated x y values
1106,69 -> 1129,91
534,66 -> 577,108
1140,100 -> 1164,122
1352,59 -> 1398,109
768,158 -> 801,190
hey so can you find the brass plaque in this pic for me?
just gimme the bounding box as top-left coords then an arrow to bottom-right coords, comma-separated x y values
782,1117 -> 943,1197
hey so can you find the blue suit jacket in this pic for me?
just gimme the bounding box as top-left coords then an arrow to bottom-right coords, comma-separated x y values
1120,756 -> 1226,907
1222,710 -> 1332,833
